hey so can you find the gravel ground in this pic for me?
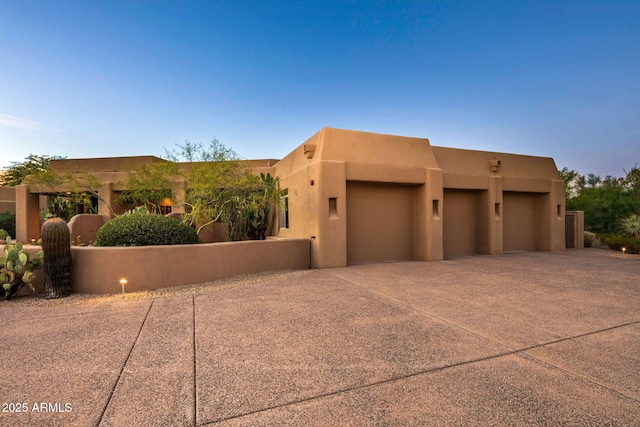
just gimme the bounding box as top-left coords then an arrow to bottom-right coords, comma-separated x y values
2,269 -> 309,307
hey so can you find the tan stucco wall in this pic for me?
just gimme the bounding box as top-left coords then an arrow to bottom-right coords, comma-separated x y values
0,186 -> 16,215
274,128 -> 444,266
70,238 -> 309,294
2,238 -> 308,295
67,214 -> 104,245
431,145 -> 565,255
49,156 -> 168,173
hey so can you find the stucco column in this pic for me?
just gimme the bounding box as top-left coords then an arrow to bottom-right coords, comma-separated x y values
478,175 -> 503,255
97,182 -> 116,224
310,160 -> 347,268
15,184 -> 41,243
537,179 -> 565,251
171,179 -> 187,214
415,167 -> 443,261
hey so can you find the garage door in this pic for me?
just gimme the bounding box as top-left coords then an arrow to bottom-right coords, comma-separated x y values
443,189 -> 478,258
346,182 -> 414,264
503,192 -> 537,252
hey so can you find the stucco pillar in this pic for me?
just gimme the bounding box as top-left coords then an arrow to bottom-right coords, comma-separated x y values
15,185 -> 41,243
415,167 -> 443,261
310,160 -> 347,268
478,175 -> 503,255
97,182 -> 116,224
171,179 -> 187,214
537,179 -> 566,251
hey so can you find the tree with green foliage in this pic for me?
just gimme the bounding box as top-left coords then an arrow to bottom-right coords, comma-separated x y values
563,165 -> 640,236
1,154 -> 65,187
24,167 -> 116,218
115,160 -> 175,213
164,139 -> 246,236
221,172 -> 279,241
559,167 -> 585,199
161,139 -> 281,240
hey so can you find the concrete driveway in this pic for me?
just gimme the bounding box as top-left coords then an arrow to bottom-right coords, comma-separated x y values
1,249 -> 638,426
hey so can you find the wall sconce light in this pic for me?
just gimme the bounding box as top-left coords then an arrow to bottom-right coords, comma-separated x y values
489,159 -> 502,173
119,278 -> 128,299
304,144 -> 316,159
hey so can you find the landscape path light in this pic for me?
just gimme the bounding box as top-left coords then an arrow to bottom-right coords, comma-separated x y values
621,247 -> 626,255
119,278 -> 128,299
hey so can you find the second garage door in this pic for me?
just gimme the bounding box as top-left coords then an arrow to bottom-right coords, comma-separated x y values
346,182 -> 414,264
503,192 -> 538,252
443,189 -> 478,258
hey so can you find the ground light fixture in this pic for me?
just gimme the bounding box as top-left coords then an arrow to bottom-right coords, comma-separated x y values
119,278 -> 128,299
621,247 -> 626,255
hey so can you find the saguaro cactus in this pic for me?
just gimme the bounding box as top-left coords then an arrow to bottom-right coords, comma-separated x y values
41,217 -> 72,299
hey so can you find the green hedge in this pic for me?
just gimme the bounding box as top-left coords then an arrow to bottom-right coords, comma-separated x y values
597,233 -> 640,254
0,212 -> 16,238
95,214 -> 199,246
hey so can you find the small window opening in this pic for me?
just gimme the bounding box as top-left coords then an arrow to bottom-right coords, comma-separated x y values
432,200 -> 440,219
279,189 -> 289,229
329,197 -> 338,219
495,203 -> 501,219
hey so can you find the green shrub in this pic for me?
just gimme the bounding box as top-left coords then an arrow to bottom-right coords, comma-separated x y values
0,229 -> 8,240
597,233 -> 640,254
0,212 -> 16,238
95,213 -> 199,246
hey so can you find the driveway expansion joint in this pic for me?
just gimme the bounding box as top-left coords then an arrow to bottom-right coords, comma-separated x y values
192,295 -> 197,427
198,349 -> 524,425
517,319 -> 640,403
97,300 -> 155,426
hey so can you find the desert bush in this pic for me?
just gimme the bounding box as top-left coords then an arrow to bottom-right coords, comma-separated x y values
584,231 -> 608,249
619,214 -> 640,239
597,233 -> 640,254
0,212 -> 16,238
0,229 -> 8,240
95,213 -> 199,246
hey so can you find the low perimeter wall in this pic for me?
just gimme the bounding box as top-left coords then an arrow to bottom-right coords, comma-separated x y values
70,238 -> 310,294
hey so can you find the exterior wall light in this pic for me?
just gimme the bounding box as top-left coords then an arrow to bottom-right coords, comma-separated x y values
489,159 -> 501,173
119,278 -> 128,299
304,144 -> 316,159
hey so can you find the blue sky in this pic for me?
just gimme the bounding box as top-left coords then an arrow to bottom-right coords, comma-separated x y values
1,0 -> 638,177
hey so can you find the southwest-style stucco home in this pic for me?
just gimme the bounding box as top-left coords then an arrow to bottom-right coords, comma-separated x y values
8,127 -> 573,269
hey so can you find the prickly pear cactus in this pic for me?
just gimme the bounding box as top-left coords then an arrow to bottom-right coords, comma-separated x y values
41,218 -> 72,299
1,235 -> 44,300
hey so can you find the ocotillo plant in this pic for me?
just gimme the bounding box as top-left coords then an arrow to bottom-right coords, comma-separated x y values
41,217 -> 72,299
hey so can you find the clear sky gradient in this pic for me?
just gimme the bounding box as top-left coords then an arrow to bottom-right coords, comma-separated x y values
1,1 -> 638,177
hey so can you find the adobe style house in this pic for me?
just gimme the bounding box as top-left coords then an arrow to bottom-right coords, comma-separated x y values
12,127 -> 566,267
